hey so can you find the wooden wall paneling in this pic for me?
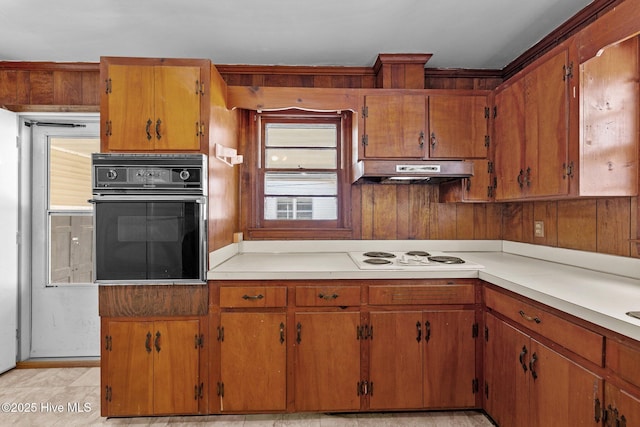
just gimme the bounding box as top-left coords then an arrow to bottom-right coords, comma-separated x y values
455,203 -> 475,239
502,203 -> 524,242
557,199 -> 597,252
596,198 -> 632,256
408,185 -> 432,240
53,71 -> 83,105
0,70 -> 18,104
28,71 -> 54,104
359,184 -> 375,239
533,201 -> 559,247
485,204 -> 504,239
350,185 -> 363,239
632,196 -> 639,257
472,205 -> 488,239
429,203 -> 457,239
396,185 -> 410,239
371,185 -> 398,240
81,71 -> 100,105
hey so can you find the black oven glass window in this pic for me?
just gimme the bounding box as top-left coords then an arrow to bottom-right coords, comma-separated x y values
95,201 -> 201,281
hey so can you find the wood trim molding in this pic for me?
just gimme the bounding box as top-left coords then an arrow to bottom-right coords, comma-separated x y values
503,0 -> 623,79
0,61 -> 98,72
216,64 -> 375,77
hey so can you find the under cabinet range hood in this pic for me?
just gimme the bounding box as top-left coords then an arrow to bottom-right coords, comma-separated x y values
352,159 -> 474,184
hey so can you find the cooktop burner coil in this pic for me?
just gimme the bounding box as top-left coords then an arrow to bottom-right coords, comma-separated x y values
363,251 -> 396,258
406,251 -> 430,257
363,258 -> 393,265
427,256 -> 465,264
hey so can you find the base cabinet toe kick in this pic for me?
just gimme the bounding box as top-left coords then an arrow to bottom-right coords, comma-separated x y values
99,280 -> 640,423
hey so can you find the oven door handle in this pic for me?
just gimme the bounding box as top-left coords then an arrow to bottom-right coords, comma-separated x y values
90,195 -> 206,203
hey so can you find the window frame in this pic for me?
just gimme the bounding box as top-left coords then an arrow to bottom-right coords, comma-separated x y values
247,109 -> 353,238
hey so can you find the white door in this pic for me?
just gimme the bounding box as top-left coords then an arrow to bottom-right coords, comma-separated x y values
0,108 -> 18,373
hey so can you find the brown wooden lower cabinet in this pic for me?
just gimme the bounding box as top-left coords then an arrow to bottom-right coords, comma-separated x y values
368,310 -> 477,410
217,312 -> 287,412
293,311 -> 361,412
101,317 -> 203,417
484,312 -> 604,427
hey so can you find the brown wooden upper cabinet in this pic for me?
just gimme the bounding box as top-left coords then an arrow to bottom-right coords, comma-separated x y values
100,57 -> 210,153
494,48 -> 571,201
361,92 -> 489,160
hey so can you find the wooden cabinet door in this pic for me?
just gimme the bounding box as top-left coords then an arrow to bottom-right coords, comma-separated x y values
428,95 -> 488,159
524,49 -> 570,198
528,340 -> 603,427
605,383 -> 640,427
105,320 -> 154,416
484,313 -> 530,427
154,65 -> 202,151
104,64 -> 155,151
464,159 -> 493,202
153,320 -> 200,415
423,310 -> 476,408
580,37 -> 639,196
368,311 -> 423,410
294,312 -> 361,412
219,312 -> 287,412
494,78 -> 526,200
363,94 -> 426,158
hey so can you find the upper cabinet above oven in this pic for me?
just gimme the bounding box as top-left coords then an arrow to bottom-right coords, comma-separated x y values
100,56 -> 215,153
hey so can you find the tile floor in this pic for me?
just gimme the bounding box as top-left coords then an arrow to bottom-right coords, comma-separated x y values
0,367 -> 495,426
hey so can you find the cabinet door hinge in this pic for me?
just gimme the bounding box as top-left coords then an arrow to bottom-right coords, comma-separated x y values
196,80 -> 205,96
105,335 -> 112,351
105,385 -> 112,402
357,324 -> 372,340
105,78 -> 112,94
484,135 -> 490,148
362,106 -> 368,118
472,323 -> 479,338
472,378 -> 479,394
484,107 -> 490,119
563,62 -> 574,81
484,326 -> 489,342
362,134 -> 368,146
485,382 -> 489,399
217,326 -> 224,342
563,161 -> 575,179
487,161 -> 494,174
194,382 -> 204,400
493,106 -> 497,119
195,334 -> 204,349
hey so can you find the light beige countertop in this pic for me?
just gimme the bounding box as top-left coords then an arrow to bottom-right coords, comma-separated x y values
208,240 -> 640,341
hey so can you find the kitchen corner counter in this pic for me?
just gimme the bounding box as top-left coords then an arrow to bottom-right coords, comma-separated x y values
208,240 -> 640,341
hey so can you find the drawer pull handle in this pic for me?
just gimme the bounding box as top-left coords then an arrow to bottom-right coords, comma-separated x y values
145,332 -> 152,353
416,321 -> 422,343
279,322 -> 285,344
242,294 -> 264,301
519,310 -> 541,324
318,293 -> 339,300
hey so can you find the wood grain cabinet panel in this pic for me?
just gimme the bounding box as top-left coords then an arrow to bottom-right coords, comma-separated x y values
295,285 -> 361,307
100,57 -> 209,153
368,283 -> 475,305
484,312 -> 603,427
219,286 -> 287,308
101,318 -> 202,417
217,312 -> 287,412
484,287 -> 604,365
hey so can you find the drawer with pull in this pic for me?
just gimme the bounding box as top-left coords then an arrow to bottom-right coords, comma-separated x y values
484,286 -> 604,365
295,285 -> 361,307
219,286 -> 287,308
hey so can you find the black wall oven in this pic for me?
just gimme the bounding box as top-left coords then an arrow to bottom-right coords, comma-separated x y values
91,153 -> 207,283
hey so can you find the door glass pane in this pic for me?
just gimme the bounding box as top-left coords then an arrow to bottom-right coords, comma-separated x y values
47,137 -> 99,285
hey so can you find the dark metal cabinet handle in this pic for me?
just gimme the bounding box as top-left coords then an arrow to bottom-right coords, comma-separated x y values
430,132 -> 437,148
318,293 -> 339,300
519,345 -> 528,372
425,321 -> 431,342
155,119 -> 162,140
529,353 -> 538,380
145,119 -> 153,140
296,322 -> 302,344
416,321 -> 422,343
154,331 -> 161,353
279,322 -> 285,344
419,131 -> 425,147
519,310 -> 541,324
145,332 -> 152,353
242,294 -> 264,300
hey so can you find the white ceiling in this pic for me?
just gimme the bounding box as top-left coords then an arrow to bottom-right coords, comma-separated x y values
0,0 -> 595,69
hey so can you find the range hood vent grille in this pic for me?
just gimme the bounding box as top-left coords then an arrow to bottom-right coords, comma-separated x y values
352,160 -> 473,184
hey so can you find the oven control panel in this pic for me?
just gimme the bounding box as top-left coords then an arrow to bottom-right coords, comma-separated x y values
92,153 -> 206,193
